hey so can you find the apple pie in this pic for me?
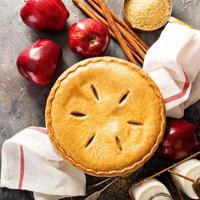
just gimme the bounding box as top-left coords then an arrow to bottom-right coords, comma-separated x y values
45,57 -> 166,177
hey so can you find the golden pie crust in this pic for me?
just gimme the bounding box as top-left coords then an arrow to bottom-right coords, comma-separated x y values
45,57 -> 166,177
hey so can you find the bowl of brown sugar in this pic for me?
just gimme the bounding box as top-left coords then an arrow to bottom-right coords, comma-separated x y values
124,0 -> 172,31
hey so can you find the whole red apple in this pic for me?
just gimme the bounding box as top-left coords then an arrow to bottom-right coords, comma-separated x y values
20,0 -> 70,32
16,39 -> 62,86
159,118 -> 200,161
68,18 -> 110,57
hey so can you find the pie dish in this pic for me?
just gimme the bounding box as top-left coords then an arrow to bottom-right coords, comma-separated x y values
45,57 -> 166,177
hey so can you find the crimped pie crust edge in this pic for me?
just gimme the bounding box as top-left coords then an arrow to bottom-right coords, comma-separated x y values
45,56 -> 166,177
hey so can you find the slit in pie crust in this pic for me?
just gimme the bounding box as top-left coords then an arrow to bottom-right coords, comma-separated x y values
45,57 -> 166,177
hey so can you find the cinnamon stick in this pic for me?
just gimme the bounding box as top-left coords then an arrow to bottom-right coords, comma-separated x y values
97,0 -> 136,63
86,0 -> 145,59
85,0 -> 148,52
72,0 -> 143,64
119,22 -> 146,59
79,0 -> 137,63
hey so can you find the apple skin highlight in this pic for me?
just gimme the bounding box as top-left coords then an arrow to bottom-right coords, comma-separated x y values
16,39 -> 62,86
20,0 -> 70,32
159,118 -> 200,161
68,18 -> 110,57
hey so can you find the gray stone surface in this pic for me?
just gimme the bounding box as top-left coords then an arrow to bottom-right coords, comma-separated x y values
0,0 -> 200,199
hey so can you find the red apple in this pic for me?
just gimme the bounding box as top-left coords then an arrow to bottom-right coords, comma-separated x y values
20,0 -> 70,32
159,118 -> 200,161
16,39 -> 62,86
68,18 -> 110,57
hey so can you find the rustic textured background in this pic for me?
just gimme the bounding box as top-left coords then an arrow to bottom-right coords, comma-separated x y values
0,0 -> 200,199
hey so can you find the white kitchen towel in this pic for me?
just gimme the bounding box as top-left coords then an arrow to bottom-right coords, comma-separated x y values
1,127 -> 86,200
143,21 -> 200,118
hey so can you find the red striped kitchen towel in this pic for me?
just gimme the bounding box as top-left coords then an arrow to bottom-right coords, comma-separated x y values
144,22 -> 200,118
1,127 -> 86,200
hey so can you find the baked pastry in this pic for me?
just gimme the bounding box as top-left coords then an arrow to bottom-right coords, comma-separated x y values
45,57 -> 166,177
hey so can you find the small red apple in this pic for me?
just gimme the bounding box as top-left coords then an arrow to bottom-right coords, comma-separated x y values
20,0 -> 70,32
159,118 -> 200,161
16,39 -> 62,86
68,18 -> 110,57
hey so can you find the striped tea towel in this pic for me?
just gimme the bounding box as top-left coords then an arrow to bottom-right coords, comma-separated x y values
144,22 -> 200,118
1,127 -> 86,200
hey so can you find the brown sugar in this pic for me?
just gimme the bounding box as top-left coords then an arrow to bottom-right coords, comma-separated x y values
124,0 -> 171,31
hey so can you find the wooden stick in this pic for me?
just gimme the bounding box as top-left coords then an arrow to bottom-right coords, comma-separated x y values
168,170 -> 195,183
72,0 -> 143,64
96,0 -> 136,63
134,151 -> 200,187
86,0 -> 149,51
